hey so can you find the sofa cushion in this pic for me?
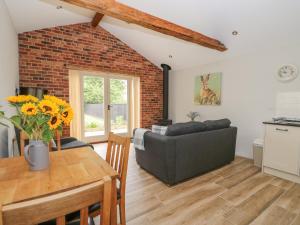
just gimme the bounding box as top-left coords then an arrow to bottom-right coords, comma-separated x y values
203,119 -> 231,131
165,122 -> 206,136
152,125 -> 168,135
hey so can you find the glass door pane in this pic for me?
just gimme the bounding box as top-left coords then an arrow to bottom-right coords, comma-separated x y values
109,78 -> 129,134
83,75 -> 105,139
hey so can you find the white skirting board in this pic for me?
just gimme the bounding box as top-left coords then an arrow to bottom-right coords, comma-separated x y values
263,166 -> 300,184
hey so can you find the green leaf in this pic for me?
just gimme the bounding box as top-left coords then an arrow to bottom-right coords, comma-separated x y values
0,110 -> 8,127
37,116 -> 49,126
10,115 -> 21,128
42,127 -> 54,143
24,127 -> 33,136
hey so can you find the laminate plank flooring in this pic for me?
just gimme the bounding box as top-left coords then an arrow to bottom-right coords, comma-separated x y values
250,205 -> 296,225
93,144 -> 300,225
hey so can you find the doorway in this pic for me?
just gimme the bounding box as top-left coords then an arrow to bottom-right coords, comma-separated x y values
69,70 -> 139,142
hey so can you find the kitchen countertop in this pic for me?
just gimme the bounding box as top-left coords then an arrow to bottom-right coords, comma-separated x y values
263,120 -> 300,127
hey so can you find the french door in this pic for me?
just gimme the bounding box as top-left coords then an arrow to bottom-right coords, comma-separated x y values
81,74 -> 131,142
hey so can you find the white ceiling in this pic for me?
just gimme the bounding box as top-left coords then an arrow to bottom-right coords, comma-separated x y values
4,0 -> 300,71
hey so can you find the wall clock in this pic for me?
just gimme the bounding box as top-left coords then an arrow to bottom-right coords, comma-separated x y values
277,64 -> 298,82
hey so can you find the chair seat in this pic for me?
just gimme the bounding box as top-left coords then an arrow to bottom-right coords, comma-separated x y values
46,190 -> 121,224
39,217 -> 95,225
52,139 -> 94,151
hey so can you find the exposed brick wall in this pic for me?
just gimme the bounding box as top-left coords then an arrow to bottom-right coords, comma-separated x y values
18,23 -> 163,136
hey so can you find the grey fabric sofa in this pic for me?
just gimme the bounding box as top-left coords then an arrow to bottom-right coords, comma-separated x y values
135,119 -> 237,185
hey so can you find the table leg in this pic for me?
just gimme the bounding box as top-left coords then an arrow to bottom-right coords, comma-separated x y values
110,177 -> 117,225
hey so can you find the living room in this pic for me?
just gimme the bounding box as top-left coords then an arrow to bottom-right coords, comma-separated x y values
1,0 -> 300,225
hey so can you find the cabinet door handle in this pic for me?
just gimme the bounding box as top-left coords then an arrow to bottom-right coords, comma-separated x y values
276,128 -> 288,132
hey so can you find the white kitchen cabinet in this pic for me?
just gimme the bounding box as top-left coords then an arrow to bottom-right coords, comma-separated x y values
263,123 -> 300,183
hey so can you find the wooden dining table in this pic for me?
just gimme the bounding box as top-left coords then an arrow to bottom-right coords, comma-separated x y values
0,147 -> 118,225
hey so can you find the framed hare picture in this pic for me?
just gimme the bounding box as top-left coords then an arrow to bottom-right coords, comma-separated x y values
194,72 -> 222,105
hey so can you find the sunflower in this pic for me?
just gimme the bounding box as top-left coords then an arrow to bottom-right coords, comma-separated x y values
7,95 -> 27,104
14,95 -> 28,103
21,103 -> 38,116
48,115 -> 62,130
7,96 -> 19,104
61,107 -> 73,125
44,95 -> 68,107
26,95 -> 39,102
7,95 -> 38,104
38,100 -> 59,115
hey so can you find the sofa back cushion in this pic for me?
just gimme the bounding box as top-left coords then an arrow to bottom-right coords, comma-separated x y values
203,119 -> 231,131
165,122 -> 206,136
152,125 -> 168,135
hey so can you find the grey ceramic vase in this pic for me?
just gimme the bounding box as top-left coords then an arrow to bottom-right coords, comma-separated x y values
24,140 -> 50,171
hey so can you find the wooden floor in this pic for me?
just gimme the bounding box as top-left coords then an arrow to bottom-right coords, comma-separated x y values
94,144 -> 300,225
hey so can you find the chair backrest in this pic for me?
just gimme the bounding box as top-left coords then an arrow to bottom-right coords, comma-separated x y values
54,130 -> 62,151
0,176 -> 112,225
19,131 -> 28,156
106,132 -> 131,194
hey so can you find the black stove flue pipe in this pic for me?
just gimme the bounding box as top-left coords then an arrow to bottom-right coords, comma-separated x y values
161,64 -> 171,121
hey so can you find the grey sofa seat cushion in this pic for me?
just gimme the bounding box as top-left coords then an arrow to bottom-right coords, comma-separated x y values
165,121 -> 206,136
203,119 -> 231,131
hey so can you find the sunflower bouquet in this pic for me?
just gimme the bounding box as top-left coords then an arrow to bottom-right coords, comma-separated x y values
0,95 -> 73,143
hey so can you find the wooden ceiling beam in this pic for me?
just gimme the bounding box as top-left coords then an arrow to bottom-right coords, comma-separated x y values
91,13 -> 104,27
60,0 -> 227,51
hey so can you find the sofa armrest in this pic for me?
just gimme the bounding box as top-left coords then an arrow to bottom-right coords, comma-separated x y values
135,132 -> 177,185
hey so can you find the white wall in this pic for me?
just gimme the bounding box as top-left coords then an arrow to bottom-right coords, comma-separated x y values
170,45 -> 300,158
0,0 -> 19,157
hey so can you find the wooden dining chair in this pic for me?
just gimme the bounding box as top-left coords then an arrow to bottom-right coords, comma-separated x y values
19,130 -> 93,156
19,131 -> 28,156
0,176 -> 112,225
90,132 -> 131,225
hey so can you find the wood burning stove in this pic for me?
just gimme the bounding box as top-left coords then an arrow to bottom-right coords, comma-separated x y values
159,64 -> 172,126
